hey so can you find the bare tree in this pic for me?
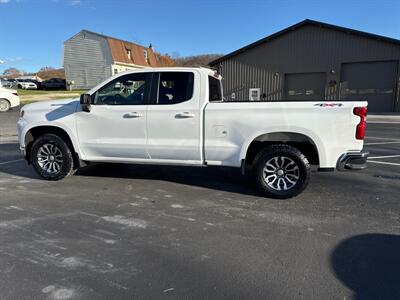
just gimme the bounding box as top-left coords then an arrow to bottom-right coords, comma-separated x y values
174,54 -> 223,67
37,68 -> 65,80
39,66 -> 55,72
2,67 -> 23,77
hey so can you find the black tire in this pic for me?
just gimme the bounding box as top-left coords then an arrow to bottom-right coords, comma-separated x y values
31,134 -> 75,180
253,144 -> 310,199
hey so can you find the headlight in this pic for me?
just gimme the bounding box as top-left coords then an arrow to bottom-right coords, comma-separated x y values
20,110 -> 25,118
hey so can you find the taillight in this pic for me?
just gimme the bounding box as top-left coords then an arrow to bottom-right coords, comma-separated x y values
353,106 -> 367,140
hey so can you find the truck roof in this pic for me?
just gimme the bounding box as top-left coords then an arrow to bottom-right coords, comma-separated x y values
115,66 -> 216,75
88,67 -> 218,95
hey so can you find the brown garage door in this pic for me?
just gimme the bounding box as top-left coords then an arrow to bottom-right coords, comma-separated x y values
340,61 -> 398,112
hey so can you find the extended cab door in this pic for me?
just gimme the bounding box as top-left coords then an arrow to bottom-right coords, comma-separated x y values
76,72 -> 152,160
146,71 -> 202,163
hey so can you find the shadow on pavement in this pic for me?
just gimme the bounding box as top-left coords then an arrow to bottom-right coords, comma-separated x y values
0,143 -> 21,163
0,143 -> 40,179
77,163 -> 263,197
331,233 -> 400,300
0,143 -> 262,197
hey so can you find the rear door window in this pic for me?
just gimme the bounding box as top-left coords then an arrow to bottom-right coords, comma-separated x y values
157,72 -> 194,105
208,76 -> 222,101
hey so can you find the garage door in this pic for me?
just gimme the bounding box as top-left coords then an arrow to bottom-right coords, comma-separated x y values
340,61 -> 398,112
285,72 -> 326,101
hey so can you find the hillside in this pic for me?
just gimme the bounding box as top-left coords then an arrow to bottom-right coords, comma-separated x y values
173,54 -> 223,68
37,68 -> 65,80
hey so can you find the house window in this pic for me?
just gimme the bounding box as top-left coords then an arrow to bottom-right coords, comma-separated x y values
144,50 -> 148,63
249,88 -> 260,101
114,69 -> 118,75
126,49 -> 132,60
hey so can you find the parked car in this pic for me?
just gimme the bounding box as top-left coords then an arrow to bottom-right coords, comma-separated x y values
0,86 -> 20,112
1,79 -> 10,88
0,78 -> 13,88
15,79 -> 37,90
6,78 -> 17,88
17,67 -> 368,198
26,79 -> 42,90
41,78 -> 66,90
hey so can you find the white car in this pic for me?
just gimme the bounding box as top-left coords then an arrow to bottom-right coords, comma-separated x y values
17,67 -> 368,198
0,78 -> 13,88
0,87 -> 20,112
15,79 -> 37,90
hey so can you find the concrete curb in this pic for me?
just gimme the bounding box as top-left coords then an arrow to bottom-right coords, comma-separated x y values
368,114 -> 400,121
0,135 -> 18,143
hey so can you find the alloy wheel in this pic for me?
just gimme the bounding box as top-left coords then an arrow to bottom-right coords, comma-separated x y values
0,99 -> 10,112
262,156 -> 300,191
37,143 -> 63,174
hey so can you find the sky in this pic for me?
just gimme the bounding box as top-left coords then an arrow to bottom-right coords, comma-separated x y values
0,0 -> 400,73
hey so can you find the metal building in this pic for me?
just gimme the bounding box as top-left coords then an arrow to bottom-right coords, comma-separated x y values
209,19 -> 400,112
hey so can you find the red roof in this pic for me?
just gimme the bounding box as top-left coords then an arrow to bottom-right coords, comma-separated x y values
107,37 -> 161,67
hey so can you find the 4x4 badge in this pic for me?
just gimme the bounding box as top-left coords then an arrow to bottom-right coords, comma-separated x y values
314,103 -> 343,107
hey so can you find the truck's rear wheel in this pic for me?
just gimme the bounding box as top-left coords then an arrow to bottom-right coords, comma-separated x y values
253,144 -> 310,199
31,134 -> 75,180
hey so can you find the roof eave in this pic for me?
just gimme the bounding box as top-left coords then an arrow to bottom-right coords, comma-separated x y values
112,61 -> 151,68
209,19 -> 400,66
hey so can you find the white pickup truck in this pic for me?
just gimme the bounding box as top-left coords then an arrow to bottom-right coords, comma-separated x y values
17,67 -> 368,198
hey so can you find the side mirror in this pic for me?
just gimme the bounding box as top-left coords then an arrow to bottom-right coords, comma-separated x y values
80,93 -> 92,112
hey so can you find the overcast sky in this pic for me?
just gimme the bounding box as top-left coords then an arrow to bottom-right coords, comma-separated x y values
1,0 -> 399,73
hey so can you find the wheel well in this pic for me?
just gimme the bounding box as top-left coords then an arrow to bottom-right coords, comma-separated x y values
245,132 -> 319,167
0,98 -> 10,104
25,126 -> 79,168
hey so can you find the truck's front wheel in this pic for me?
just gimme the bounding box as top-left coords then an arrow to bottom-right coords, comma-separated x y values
31,134 -> 75,180
254,144 -> 310,199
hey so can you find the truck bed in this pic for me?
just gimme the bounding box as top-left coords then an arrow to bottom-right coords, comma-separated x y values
204,100 -> 367,168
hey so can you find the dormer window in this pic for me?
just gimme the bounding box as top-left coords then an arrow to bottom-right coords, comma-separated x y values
126,48 -> 132,60
144,50 -> 148,63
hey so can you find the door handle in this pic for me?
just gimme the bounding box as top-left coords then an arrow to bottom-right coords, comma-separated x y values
123,112 -> 143,118
175,112 -> 195,119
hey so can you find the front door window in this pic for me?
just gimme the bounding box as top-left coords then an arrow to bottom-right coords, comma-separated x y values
93,73 -> 150,105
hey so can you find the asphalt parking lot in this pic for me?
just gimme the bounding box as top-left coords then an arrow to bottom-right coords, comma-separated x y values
0,109 -> 399,299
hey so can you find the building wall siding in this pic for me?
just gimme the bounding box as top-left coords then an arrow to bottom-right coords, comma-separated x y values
111,63 -> 145,76
63,31 -> 113,90
213,24 -> 400,111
